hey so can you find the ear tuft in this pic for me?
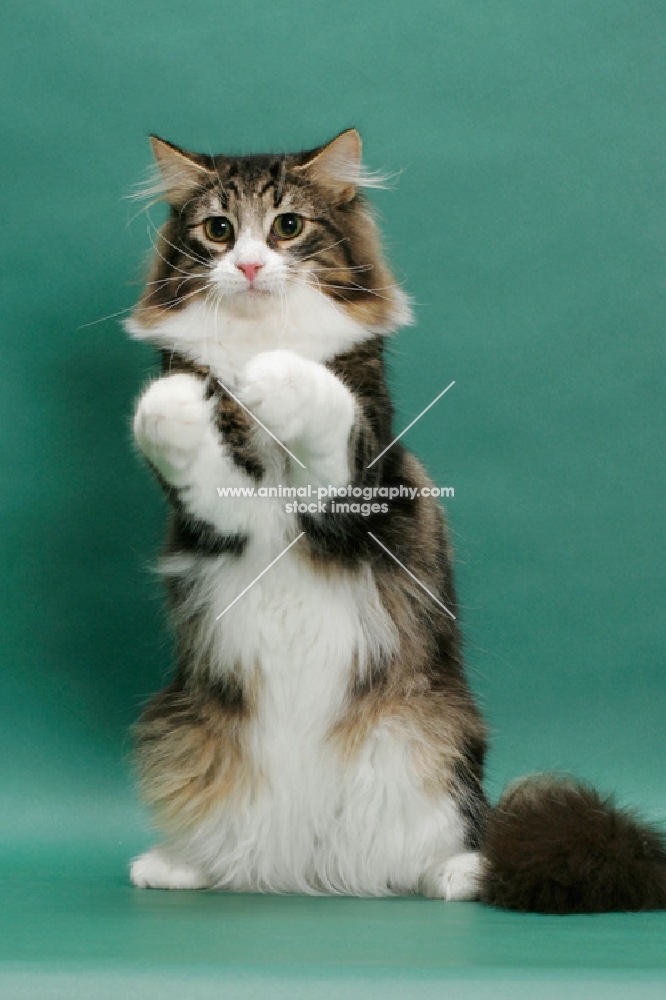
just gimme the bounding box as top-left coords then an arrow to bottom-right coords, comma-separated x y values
295,129 -> 368,202
146,136 -> 212,206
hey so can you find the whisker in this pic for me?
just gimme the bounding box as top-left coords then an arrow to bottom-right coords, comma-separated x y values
126,199 -> 155,229
140,277 -> 207,308
146,226 -> 194,277
307,263 -> 374,274
297,237 -> 350,263
78,277 -> 208,331
328,283 -> 394,301
141,273 -> 203,289
306,270 -> 321,293
155,284 -> 208,314
286,273 -> 396,302
146,215 -> 210,267
78,305 -> 134,329
140,274 -> 204,305
175,274 -> 204,297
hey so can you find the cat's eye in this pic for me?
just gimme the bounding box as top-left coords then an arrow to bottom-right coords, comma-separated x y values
272,213 -> 304,240
203,217 -> 234,243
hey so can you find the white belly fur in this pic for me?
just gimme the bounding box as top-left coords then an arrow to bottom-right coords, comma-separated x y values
160,546 -> 467,894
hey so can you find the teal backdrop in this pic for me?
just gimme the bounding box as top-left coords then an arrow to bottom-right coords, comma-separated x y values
1,1 -> 664,995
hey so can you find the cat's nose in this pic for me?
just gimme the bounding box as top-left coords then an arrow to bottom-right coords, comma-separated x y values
237,262 -> 264,284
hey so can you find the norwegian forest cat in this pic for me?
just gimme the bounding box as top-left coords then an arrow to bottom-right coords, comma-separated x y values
126,129 -> 666,912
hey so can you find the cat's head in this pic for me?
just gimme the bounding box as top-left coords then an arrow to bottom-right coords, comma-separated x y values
129,130 -> 412,337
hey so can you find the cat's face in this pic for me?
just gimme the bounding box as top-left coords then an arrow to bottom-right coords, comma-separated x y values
132,130 -> 410,334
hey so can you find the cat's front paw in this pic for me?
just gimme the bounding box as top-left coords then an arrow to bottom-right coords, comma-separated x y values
240,350 -> 354,455
134,373 -> 211,484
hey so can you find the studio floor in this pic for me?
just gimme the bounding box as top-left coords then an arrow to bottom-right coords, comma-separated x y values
2,844 -> 665,999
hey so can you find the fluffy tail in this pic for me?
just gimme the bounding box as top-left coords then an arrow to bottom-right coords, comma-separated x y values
480,774 -> 666,913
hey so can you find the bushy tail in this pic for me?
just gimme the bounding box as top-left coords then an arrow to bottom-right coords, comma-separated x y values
480,774 -> 666,913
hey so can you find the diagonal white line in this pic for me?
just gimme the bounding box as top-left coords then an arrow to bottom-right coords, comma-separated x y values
216,378 -> 307,469
367,531 -> 456,620
216,532 -> 305,620
366,381 -> 455,470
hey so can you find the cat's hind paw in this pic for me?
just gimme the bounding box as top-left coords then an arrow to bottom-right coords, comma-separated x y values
420,851 -> 483,901
130,847 -> 209,890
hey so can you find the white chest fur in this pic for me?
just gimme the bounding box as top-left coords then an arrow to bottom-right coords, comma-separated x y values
125,281 -> 372,381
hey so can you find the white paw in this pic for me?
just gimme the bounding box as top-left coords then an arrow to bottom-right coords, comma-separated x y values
420,851 -> 483,901
130,847 -> 209,890
240,350 -> 353,452
134,374 -> 211,482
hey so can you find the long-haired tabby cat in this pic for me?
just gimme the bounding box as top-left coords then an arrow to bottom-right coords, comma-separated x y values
126,129 -> 665,912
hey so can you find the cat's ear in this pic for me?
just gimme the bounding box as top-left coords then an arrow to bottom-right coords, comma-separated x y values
148,136 -> 211,206
295,129 -> 363,203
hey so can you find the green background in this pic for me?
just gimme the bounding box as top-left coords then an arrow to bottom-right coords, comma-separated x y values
1,0 -> 664,994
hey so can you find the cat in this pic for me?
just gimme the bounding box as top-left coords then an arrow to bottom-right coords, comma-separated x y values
126,129 -> 666,911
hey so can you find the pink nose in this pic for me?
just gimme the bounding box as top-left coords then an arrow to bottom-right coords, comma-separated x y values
237,262 -> 263,283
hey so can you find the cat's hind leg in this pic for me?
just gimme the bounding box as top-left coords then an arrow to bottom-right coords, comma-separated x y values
420,851 -> 483,901
130,846 -> 210,890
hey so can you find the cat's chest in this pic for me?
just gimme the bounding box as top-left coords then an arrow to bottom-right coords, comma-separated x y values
126,285 -> 372,378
